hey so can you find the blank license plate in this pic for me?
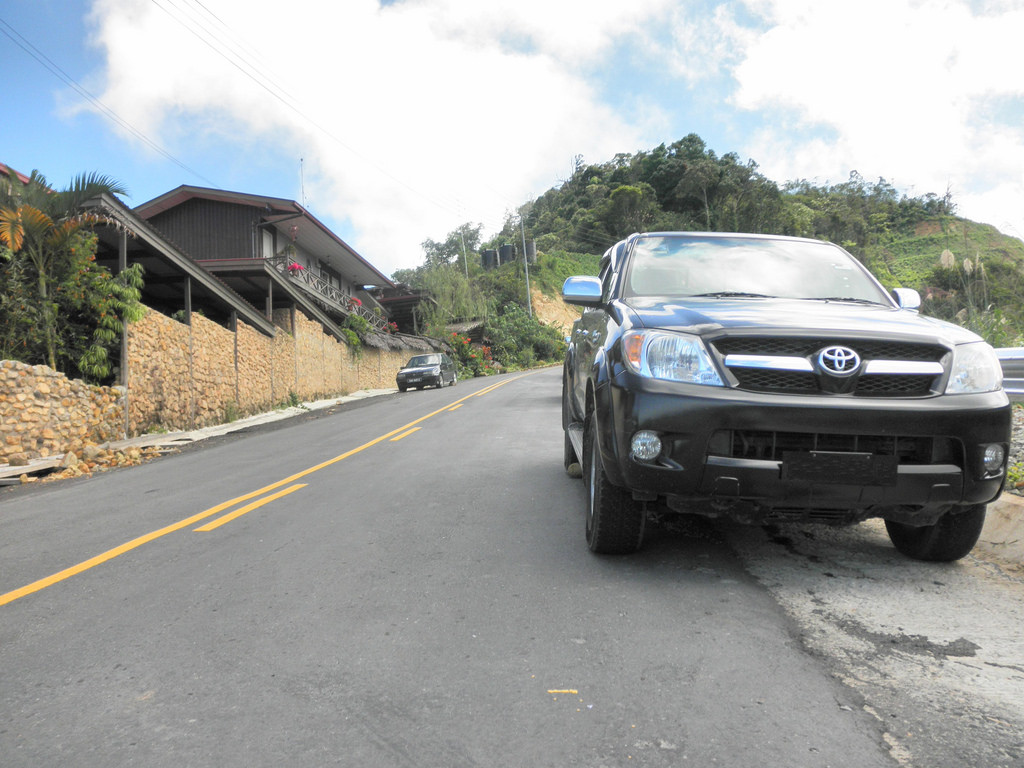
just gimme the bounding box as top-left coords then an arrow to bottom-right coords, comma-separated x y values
781,451 -> 898,486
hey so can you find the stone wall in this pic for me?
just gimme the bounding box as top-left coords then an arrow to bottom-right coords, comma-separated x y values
0,360 -> 124,465
237,320 -> 273,414
2,303 -> 435,462
125,306 -> 427,434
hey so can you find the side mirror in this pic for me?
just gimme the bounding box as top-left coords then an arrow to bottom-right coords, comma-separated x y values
562,276 -> 603,307
892,287 -> 921,311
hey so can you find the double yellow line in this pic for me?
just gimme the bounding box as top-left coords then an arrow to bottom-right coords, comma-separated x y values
0,375 -> 528,607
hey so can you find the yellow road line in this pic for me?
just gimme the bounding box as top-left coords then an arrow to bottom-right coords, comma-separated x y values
0,373 -> 533,607
474,378 -> 518,397
390,427 -> 421,441
194,484 -> 306,532
0,495 -> 254,607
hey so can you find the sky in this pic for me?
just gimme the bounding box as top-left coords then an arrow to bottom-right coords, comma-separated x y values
3,0 -> 1023,280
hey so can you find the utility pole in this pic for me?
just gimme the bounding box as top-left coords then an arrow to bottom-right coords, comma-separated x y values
520,215 -> 532,317
459,229 -> 469,280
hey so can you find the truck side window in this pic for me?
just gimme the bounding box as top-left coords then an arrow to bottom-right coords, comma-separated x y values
600,262 -> 617,303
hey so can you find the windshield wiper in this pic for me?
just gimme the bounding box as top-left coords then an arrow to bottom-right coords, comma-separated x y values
809,296 -> 887,305
690,291 -> 775,299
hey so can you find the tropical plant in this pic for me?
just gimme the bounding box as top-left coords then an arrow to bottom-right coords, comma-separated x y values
0,168 -> 145,381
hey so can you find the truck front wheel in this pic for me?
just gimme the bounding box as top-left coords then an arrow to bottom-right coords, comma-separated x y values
884,504 -> 987,562
583,415 -> 645,554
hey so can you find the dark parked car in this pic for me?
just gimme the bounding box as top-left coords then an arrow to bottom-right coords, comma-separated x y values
562,232 -> 1011,561
396,353 -> 456,391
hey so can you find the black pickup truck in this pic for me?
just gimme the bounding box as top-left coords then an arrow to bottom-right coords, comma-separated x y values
561,232 -> 1011,561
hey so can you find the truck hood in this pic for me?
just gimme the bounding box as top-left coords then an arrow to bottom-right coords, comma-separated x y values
622,297 -> 982,345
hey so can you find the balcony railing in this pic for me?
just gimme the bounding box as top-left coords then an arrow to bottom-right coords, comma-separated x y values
268,255 -> 388,331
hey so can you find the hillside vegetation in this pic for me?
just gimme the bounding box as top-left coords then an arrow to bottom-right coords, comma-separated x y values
395,133 -> 1024,375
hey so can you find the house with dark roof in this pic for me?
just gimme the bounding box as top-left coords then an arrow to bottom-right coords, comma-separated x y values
133,185 -> 394,335
84,192 -> 277,336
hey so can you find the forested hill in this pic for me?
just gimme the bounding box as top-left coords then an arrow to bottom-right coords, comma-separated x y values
481,134 -> 1024,346
393,133 -> 1024,368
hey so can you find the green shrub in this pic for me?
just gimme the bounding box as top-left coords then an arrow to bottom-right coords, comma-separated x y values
484,303 -> 566,370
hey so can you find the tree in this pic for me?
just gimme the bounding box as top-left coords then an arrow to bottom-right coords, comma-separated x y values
0,169 -> 145,382
601,183 -> 658,236
420,223 -> 483,271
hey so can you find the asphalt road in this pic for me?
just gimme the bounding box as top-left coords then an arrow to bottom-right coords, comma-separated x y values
1,368 -> 1018,767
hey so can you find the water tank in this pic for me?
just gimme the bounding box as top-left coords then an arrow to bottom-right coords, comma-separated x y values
499,243 -> 515,265
482,249 -> 498,270
526,240 -> 537,264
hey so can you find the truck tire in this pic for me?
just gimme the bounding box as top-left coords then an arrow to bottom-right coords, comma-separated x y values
583,415 -> 645,554
884,504 -> 987,562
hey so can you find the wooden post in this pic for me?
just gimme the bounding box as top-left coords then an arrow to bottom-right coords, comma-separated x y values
231,310 -> 239,408
119,230 -> 129,437
292,305 -> 299,397
186,277 -> 195,428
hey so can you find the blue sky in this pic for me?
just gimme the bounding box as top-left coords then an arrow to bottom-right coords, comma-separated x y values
3,0 -> 1023,278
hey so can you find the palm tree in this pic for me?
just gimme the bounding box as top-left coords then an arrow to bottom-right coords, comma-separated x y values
0,168 -> 138,376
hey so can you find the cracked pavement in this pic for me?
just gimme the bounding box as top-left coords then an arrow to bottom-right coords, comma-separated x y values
724,517 -> 1024,767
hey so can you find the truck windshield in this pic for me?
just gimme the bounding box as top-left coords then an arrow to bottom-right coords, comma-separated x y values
623,235 -> 891,305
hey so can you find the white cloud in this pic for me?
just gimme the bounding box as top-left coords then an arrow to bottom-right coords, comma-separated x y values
84,0 -> 672,275
666,2 -> 757,84
720,0 -> 1024,238
77,0 -> 1024,278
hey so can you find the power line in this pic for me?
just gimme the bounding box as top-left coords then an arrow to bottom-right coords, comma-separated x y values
150,0 -> 475,219
0,16 -> 217,187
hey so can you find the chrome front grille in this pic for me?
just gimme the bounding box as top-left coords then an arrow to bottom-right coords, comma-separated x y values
711,336 -> 948,396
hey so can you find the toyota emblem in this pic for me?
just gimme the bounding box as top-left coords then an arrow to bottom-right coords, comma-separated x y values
818,345 -> 861,376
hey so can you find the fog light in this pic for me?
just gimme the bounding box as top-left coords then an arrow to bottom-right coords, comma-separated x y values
982,443 -> 1005,473
631,430 -> 662,461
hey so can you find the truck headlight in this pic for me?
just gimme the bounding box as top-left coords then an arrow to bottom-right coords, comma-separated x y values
622,331 -> 724,386
946,342 -> 1002,394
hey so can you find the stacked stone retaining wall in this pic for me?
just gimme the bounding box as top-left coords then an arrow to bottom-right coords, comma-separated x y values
126,307 -> 420,433
2,304 -> 437,462
0,360 -> 124,465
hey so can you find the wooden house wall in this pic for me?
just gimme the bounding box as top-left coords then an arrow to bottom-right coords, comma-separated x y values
147,199 -> 261,261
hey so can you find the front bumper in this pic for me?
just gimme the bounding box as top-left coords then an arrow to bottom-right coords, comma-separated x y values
397,372 -> 441,387
595,370 -> 1011,524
